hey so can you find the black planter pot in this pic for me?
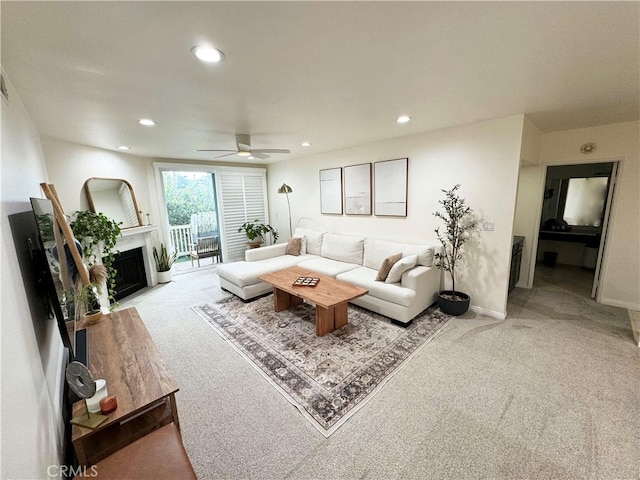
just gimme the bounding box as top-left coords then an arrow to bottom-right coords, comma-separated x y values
437,290 -> 471,316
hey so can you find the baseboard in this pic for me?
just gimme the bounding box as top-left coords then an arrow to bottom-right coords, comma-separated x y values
469,305 -> 506,320
599,298 -> 640,311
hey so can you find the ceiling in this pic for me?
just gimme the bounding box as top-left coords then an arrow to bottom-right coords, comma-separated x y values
2,2 -> 638,164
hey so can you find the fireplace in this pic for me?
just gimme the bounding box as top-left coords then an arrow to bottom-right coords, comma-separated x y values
110,247 -> 147,301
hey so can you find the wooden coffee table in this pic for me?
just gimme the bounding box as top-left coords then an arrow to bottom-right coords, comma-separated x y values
259,266 -> 368,336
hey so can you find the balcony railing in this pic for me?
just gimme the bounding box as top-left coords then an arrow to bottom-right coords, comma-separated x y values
169,224 -> 192,257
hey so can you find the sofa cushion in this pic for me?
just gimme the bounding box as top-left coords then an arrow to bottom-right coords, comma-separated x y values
386,254 -> 418,283
337,267 -> 416,307
297,257 -> 360,277
292,234 -> 307,254
294,228 -> 325,255
363,238 -> 434,269
217,254 -> 317,287
375,252 -> 402,281
285,237 -> 301,256
321,233 -> 365,265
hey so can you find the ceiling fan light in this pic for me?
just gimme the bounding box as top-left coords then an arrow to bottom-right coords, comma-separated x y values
192,46 -> 224,63
138,118 -> 156,126
301,142 -> 311,147
237,151 -> 251,157
396,115 -> 411,124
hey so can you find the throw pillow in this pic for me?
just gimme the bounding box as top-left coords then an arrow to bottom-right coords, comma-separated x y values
292,234 -> 307,255
285,237 -> 302,256
385,254 -> 418,283
375,252 -> 402,281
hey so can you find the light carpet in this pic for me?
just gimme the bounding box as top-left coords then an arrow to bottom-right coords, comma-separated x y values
192,295 -> 451,436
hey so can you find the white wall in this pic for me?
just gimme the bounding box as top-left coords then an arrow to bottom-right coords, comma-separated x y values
1,72 -> 65,478
268,115 -> 525,318
41,137 -> 154,221
514,120 -> 640,310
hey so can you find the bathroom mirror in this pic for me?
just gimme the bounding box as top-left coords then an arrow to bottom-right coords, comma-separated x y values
83,178 -> 142,228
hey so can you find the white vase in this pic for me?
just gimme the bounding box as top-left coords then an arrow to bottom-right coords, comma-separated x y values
157,270 -> 172,284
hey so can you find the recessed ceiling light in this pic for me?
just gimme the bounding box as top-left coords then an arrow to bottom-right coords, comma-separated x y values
192,45 -> 225,63
117,145 -> 131,151
301,142 -> 311,147
396,115 -> 411,124
237,151 -> 251,157
138,118 -> 156,126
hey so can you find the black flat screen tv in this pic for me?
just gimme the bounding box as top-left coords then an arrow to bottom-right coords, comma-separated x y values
30,197 -> 88,365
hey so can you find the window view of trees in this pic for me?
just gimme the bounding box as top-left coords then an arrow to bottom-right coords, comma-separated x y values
162,171 -> 216,226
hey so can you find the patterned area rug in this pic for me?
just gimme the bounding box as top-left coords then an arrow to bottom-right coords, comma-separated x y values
192,295 -> 451,436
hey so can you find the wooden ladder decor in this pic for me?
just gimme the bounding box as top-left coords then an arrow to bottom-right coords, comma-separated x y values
40,183 -> 90,286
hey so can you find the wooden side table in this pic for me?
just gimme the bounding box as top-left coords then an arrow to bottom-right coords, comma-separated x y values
72,307 -> 180,466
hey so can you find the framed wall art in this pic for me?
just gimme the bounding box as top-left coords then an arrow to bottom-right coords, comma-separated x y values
319,167 -> 343,215
343,163 -> 371,215
374,158 -> 408,216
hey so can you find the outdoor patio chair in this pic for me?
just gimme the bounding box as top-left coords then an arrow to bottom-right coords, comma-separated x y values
189,236 -> 221,266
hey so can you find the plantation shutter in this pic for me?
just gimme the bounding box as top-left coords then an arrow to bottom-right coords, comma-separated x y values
218,171 -> 269,262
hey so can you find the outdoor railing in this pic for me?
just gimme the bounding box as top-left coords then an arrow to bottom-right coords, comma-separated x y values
169,224 -> 192,257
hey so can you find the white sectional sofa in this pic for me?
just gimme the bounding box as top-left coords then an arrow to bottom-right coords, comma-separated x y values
217,228 -> 441,325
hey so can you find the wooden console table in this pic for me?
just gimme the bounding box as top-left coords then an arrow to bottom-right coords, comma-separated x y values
71,307 -> 180,466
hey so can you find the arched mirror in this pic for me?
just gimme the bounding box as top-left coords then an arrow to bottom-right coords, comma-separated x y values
83,178 -> 143,228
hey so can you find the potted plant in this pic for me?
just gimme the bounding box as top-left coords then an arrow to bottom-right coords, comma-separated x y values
237,220 -> 278,248
71,210 -> 122,304
153,243 -> 177,283
433,184 -> 478,315
73,264 -> 108,325
77,282 -> 103,324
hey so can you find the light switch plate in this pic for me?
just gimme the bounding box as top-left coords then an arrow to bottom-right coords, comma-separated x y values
482,221 -> 495,231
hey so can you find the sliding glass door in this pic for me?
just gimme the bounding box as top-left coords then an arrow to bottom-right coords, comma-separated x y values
154,164 -> 269,266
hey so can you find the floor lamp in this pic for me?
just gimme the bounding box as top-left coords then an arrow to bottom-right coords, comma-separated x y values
278,183 -> 293,237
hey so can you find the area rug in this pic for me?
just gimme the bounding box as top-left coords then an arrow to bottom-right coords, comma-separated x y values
192,295 -> 451,436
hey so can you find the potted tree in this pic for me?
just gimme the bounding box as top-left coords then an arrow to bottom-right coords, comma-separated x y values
153,243 -> 177,283
433,184 -> 478,315
238,220 -> 278,248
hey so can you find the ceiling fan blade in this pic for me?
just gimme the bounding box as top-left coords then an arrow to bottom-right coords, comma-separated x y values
250,152 -> 269,160
214,152 -> 239,158
196,149 -> 237,152
251,149 -> 291,154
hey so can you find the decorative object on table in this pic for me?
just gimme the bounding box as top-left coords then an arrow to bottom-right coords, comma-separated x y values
237,220 -> 278,248
153,243 -> 177,283
292,276 -> 319,287
277,183 -> 294,237
433,184 -> 478,316
99,394 -> 118,415
70,209 -> 122,303
85,378 -> 108,413
65,361 -> 108,429
75,265 -> 108,324
343,163 -> 372,215
319,167 -> 343,215
374,158 -> 408,216
192,296 -> 451,437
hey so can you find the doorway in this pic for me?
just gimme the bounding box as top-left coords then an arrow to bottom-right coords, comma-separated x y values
534,161 -> 617,299
160,170 -> 221,272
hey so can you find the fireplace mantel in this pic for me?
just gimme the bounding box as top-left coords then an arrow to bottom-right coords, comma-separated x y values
116,225 -> 159,287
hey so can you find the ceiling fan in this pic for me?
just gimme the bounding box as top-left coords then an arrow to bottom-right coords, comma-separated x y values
197,134 -> 290,160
